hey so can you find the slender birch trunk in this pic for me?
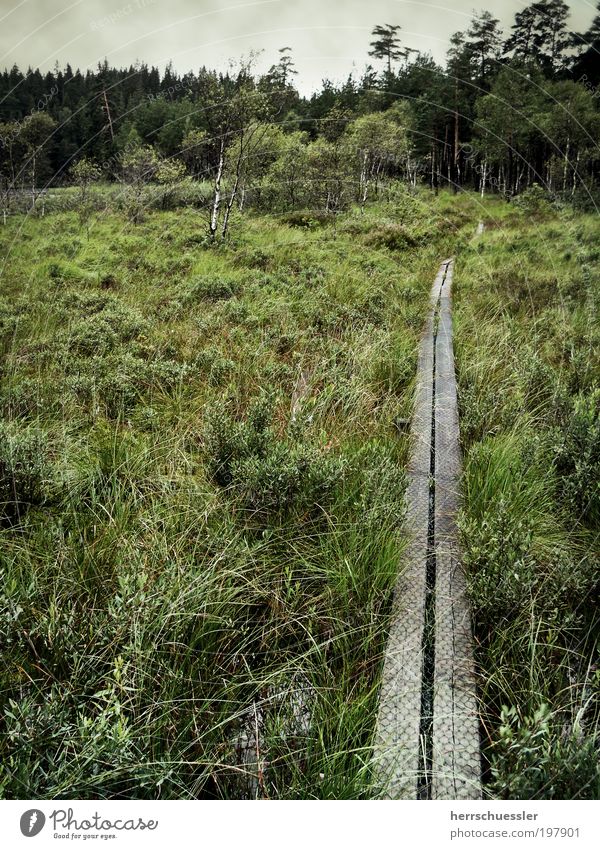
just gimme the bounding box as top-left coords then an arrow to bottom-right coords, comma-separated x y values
562,138 -> 570,194
209,140 -> 225,240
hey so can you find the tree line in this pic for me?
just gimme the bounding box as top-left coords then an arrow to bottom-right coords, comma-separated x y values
1,0 -> 599,230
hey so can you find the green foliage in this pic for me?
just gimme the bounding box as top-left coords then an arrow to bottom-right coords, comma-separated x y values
233,441 -> 343,515
71,158 -> 102,186
280,210 -> 330,229
491,704 -> 600,800
455,203 -> 600,800
553,391 -> 600,525
184,275 -> 242,303
0,300 -> 28,349
0,196 -> 459,799
512,184 -> 552,216
203,394 -> 345,517
0,423 -> 49,518
364,223 -> 417,252
65,308 -> 146,356
209,404 -> 339,515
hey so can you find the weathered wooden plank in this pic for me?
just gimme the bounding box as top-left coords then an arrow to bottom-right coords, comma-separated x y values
432,261 -> 481,800
372,275 -> 438,798
375,257 -> 481,800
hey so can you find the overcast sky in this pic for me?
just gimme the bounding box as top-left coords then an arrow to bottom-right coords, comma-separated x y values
0,0 -> 596,92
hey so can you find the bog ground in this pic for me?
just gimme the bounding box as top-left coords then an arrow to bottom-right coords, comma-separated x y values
0,190 -> 598,799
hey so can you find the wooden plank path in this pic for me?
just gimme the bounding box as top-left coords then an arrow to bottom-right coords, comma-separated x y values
373,258 -> 481,800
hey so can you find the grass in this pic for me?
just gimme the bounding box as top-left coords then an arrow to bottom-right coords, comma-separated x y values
3,186 -> 596,800
0,188 -> 475,799
453,193 -> 600,799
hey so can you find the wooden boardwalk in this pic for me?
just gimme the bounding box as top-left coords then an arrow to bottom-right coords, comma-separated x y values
373,258 -> 481,800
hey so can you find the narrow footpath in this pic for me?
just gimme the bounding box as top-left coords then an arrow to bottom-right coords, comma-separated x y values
374,258 -> 481,800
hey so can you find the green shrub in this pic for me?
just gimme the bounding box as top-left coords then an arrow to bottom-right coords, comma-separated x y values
203,395 -> 345,516
280,210 -> 331,229
0,423 -> 50,518
0,300 -> 28,347
183,275 -> 242,303
490,704 -> 600,800
232,246 -> 272,270
364,224 -> 416,251
461,501 -> 536,623
66,354 -> 191,418
65,302 -> 146,356
58,292 -> 112,314
233,443 -> 343,515
46,260 -> 90,285
553,391 -> 600,526
512,184 -> 553,217
194,350 -> 235,386
0,378 -> 55,420
67,317 -> 120,356
518,351 -> 568,415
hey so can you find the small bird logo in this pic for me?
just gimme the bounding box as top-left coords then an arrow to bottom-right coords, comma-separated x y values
19,809 -> 46,837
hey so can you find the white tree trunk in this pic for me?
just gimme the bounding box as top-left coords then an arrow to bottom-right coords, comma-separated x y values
209,141 -> 225,239
562,138 -> 570,193
571,150 -> 580,197
360,151 -> 369,209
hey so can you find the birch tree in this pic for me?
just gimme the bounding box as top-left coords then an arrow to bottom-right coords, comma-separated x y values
204,62 -> 271,240
346,107 -> 412,207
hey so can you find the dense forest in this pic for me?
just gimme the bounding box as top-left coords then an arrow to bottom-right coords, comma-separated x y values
0,0 -> 599,221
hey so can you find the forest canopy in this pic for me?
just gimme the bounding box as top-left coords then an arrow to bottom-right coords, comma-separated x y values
1,0 -> 599,217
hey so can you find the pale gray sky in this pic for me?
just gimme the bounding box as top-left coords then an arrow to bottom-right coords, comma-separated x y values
0,0 -> 596,92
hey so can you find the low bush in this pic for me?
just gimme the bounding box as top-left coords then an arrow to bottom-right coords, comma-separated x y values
511,184 -> 553,217
183,275 -> 242,303
364,223 -> 417,252
203,395 -> 345,517
0,300 -> 28,348
0,423 -> 50,519
280,210 -> 331,229
553,390 -> 600,525
64,302 -> 147,356
490,704 -> 600,800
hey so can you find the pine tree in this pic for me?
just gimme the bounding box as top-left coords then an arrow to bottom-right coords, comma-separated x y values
504,0 -> 570,72
504,5 -> 539,60
534,0 -> 571,71
269,47 -> 297,88
464,11 -> 503,89
368,25 -> 406,75
447,32 -> 477,189
572,1 -> 600,86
